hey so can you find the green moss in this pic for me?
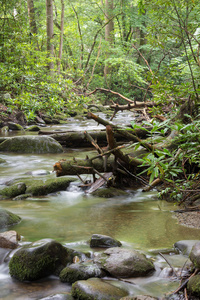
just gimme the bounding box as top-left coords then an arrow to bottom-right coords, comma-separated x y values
187,275 -> 200,296
0,182 -> 26,198
92,187 -> 128,198
0,209 -> 21,229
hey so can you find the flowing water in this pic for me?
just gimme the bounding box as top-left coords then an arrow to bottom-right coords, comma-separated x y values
0,113 -> 200,299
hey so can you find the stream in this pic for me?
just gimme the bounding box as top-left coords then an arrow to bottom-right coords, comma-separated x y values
0,112 -> 200,299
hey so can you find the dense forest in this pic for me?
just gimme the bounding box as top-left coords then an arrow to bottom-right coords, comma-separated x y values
1,0 -> 200,205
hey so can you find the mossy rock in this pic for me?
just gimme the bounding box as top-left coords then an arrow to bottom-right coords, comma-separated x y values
189,241 -> 200,268
71,278 -> 128,300
0,182 -> 26,199
39,294 -> 73,300
94,247 -> 155,278
26,125 -> 40,132
187,275 -> 200,296
9,239 -> 78,281
0,157 -> 6,163
0,209 -> 21,229
26,176 -> 76,196
90,234 -> 122,248
92,187 -> 128,198
59,262 -> 106,283
0,136 -> 63,153
8,122 -> 24,131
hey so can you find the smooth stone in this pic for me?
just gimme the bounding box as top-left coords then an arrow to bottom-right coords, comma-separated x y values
0,135 -> 63,153
174,240 -> 200,256
71,278 -> 128,300
8,122 -> 24,131
90,234 -> 122,248
0,230 -> 20,249
94,247 -> 155,278
0,209 -> 21,229
189,241 -> 200,269
26,125 -> 40,131
39,294 -> 73,300
120,296 -> 158,300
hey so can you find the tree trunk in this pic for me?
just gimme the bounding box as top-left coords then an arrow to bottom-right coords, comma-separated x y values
57,0 -> 64,73
27,0 -> 38,35
46,0 -> 54,71
104,0 -> 114,79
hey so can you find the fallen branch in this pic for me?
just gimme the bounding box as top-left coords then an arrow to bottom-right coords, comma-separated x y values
86,88 -> 135,103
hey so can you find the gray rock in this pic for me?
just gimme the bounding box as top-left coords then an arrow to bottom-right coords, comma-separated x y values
71,278 -> 128,300
9,239 -> 78,281
0,135 -> 63,153
189,241 -> 200,268
90,234 -> 122,248
8,122 -> 24,131
0,230 -> 20,249
0,182 -> 26,199
94,247 -> 155,278
0,209 -> 21,229
39,294 -> 72,300
120,296 -> 158,300
174,240 -> 200,256
60,261 -> 106,283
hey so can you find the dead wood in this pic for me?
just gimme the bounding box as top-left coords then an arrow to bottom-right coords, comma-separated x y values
110,102 -> 155,111
86,172 -> 113,194
86,87 -> 135,103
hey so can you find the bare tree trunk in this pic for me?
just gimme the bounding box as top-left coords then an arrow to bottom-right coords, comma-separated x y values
27,0 -> 37,35
104,0 -> 114,79
46,0 -> 54,71
57,0 -> 64,73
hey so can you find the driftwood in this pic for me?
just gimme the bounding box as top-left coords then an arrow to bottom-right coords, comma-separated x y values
110,102 -> 155,111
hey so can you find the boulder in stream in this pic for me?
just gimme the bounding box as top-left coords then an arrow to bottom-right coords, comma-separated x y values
0,135 -> 63,153
0,230 -> 20,249
8,122 -> 24,131
90,234 -> 122,248
59,261 -> 106,283
120,296 -> 158,300
0,209 -> 21,229
187,274 -> 200,297
71,278 -> 128,300
9,239 -> 79,281
0,182 -> 26,199
189,241 -> 200,269
94,247 -> 155,278
174,240 -> 200,256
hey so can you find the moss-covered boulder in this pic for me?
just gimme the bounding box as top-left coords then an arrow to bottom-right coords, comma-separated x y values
26,176 -> 76,196
71,278 -> 128,300
187,275 -> 200,297
90,234 -> 122,248
26,125 -> 40,132
0,136 -> 63,153
189,241 -> 200,268
174,240 -> 200,256
8,122 -> 24,131
94,247 -> 155,278
59,262 -> 106,283
92,187 -> 128,198
0,209 -> 21,229
9,239 -> 79,281
0,182 -> 26,199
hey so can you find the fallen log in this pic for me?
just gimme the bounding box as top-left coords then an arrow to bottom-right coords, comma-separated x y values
110,102 -> 155,111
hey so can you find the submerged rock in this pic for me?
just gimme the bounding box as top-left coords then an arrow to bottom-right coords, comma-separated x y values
90,234 -> 122,248
9,239 -> 78,281
59,262 -> 106,283
0,230 -> 20,249
92,187 -> 129,198
189,241 -> 200,269
187,274 -> 200,297
0,135 -> 63,153
0,182 -> 26,199
174,240 -> 200,256
94,247 -> 155,278
71,278 -> 128,300
0,209 -> 21,229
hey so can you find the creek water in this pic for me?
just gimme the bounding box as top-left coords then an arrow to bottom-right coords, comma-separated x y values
0,113 -> 200,299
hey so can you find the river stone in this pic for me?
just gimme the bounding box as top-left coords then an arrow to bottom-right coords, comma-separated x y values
189,241 -> 200,268
174,240 -> 200,256
0,135 -> 63,153
187,274 -> 200,296
120,296 -> 158,300
0,209 -> 21,229
9,239 -> 78,281
0,182 -> 26,199
94,247 -> 155,278
0,230 -> 20,249
8,122 -> 24,131
26,125 -> 40,131
59,262 -> 106,283
71,278 -> 128,300
39,294 -> 73,300
90,234 -> 122,248
92,187 -> 128,198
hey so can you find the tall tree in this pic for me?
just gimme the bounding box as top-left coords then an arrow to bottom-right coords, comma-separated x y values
57,0 -> 64,73
104,0 -> 114,78
27,0 -> 37,35
46,0 -> 54,71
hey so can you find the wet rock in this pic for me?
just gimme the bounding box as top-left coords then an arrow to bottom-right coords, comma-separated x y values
9,239 -> 78,281
92,187 -> 128,198
0,209 -> 21,229
174,240 -> 199,256
35,116 -> 45,124
120,296 -> 158,300
0,157 -> 6,163
0,135 -> 63,153
0,182 -> 26,199
8,122 -> 24,131
39,294 -> 73,300
0,230 -> 20,249
1,126 -> 8,133
94,247 -> 155,278
71,278 -> 128,300
187,274 -> 200,297
189,241 -> 200,268
90,234 -> 122,248
59,261 -> 106,283
13,194 -> 31,201
26,125 -> 40,131
26,176 -> 76,196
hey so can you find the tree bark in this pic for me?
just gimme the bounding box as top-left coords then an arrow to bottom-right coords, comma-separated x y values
27,0 -> 38,35
57,0 -> 64,73
104,0 -> 114,78
46,0 -> 54,71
